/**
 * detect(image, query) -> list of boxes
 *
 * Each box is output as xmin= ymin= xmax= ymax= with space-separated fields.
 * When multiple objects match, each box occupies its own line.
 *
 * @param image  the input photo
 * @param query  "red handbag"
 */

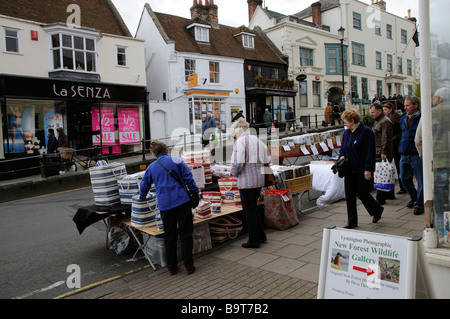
xmin=263 ymin=188 xmax=299 ymax=230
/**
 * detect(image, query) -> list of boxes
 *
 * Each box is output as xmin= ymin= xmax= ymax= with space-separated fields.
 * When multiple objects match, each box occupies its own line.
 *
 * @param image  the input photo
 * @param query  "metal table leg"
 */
xmin=126 ymin=226 xmax=157 ymax=271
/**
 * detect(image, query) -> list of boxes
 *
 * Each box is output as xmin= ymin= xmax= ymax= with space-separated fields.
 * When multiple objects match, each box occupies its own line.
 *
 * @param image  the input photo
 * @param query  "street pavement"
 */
xmin=57 ymin=182 xmax=423 ymax=300
xmin=0 ymin=130 xmax=426 ymax=301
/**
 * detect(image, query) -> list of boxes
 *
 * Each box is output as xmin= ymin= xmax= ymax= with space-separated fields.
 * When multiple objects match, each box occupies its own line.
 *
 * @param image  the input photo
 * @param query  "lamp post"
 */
xmin=338 ymin=26 xmax=345 ymax=109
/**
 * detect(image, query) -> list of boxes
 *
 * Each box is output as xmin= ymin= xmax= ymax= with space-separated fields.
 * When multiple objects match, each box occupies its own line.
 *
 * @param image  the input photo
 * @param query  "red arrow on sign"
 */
xmin=353 ymin=266 xmax=375 ymax=276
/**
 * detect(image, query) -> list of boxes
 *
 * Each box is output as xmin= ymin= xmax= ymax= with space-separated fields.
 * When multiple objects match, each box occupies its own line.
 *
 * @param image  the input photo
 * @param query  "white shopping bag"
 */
xmin=374 ymin=160 xmax=395 ymax=192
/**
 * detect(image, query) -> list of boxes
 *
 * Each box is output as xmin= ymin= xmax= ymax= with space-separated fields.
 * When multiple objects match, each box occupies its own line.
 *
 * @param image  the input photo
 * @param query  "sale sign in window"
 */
xmin=118 ymin=108 xmax=140 ymax=144
xmin=92 ymin=107 xmax=115 ymax=145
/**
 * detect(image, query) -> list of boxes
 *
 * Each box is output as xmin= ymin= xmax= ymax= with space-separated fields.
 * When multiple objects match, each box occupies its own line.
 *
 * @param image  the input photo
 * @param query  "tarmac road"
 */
xmin=0 ymin=187 xmax=150 ymax=299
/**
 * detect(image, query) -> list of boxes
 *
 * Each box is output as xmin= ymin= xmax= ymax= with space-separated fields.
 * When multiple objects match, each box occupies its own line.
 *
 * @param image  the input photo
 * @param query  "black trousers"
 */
xmin=344 ymin=173 xmax=383 ymax=226
xmin=160 ymin=201 xmax=194 ymax=271
xmin=239 ymin=187 xmax=266 ymax=245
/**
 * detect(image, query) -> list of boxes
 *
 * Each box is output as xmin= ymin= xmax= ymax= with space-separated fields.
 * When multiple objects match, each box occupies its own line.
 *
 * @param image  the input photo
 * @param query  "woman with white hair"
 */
xmin=230 ymin=118 xmax=271 ymax=248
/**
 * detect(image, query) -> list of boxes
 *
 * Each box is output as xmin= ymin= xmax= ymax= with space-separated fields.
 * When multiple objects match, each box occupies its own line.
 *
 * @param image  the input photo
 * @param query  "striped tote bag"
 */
xmin=89 ymin=162 xmax=127 ymax=206
xmin=131 ymin=193 xmax=159 ymax=227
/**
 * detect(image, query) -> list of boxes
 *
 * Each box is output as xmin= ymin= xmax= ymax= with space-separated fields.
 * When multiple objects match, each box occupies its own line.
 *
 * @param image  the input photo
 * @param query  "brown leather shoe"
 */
xmin=186 ymin=266 xmax=196 ymax=275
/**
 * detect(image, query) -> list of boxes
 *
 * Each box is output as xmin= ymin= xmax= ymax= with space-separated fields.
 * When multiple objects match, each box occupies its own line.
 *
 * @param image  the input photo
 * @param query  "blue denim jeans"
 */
xmin=399 ymin=154 xmax=424 ymax=208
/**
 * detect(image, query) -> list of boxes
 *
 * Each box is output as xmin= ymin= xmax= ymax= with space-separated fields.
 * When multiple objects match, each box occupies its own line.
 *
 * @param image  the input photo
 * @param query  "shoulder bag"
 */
xmin=332 ymin=131 xmax=359 ymax=178
xmin=156 ymin=159 xmax=199 ymax=209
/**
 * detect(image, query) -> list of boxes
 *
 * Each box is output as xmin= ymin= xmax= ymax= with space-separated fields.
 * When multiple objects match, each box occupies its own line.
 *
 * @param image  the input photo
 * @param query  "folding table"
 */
xmin=122 ymin=204 xmax=243 ymax=268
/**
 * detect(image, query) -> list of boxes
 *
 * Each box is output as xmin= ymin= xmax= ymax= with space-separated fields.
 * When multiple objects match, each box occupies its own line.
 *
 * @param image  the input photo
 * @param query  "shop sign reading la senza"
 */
xmin=52 ymin=84 xmax=111 ymax=99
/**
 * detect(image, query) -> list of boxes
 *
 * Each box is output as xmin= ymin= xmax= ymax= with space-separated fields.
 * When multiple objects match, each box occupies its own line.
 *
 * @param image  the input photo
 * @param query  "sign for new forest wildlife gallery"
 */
xmin=318 ymin=227 xmax=424 ymax=299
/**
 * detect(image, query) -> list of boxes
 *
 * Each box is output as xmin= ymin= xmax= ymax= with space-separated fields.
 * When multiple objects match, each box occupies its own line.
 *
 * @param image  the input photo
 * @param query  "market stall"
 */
xmin=73 ymin=152 xmax=247 ymax=269
xmin=268 ymin=129 xmax=344 ymax=165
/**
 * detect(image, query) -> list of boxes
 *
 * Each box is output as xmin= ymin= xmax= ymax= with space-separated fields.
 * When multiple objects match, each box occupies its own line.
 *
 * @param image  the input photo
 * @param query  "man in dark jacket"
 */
xmin=232 ymin=110 xmax=244 ymax=122
xmin=46 ymin=128 xmax=57 ymax=154
xmin=399 ymin=96 xmax=423 ymax=215
xmin=370 ymin=103 xmax=394 ymax=204
xmin=285 ymin=107 xmax=295 ymax=134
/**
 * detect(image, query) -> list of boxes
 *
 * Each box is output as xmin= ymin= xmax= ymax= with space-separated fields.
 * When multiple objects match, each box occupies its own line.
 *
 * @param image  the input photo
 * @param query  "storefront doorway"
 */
xmin=67 ymin=101 xmax=96 ymax=151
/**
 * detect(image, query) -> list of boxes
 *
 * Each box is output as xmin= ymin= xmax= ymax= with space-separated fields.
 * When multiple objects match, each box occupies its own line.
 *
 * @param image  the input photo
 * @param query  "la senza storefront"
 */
xmin=0 ymin=75 xmax=148 ymax=176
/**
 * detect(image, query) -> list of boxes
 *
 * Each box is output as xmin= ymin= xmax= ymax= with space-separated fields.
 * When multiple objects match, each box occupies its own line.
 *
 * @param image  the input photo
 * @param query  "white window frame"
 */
xmin=184 ymin=58 xmax=196 ymax=82
xmin=116 ymin=46 xmax=127 ymax=67
xmin=187 ymin=23 xmax=211 ymax=43
xmin=44 ymin=24 xmax=99 ymax=73
xmin=195 ymin=26 xmax=210 ymax=43
xmin=242 ymin=34 xmax=255 ymax=49
xmin=4 ymin=27 xmax=21 ymax=54
xmin=209 ymin=61 xmax=220 ymax=83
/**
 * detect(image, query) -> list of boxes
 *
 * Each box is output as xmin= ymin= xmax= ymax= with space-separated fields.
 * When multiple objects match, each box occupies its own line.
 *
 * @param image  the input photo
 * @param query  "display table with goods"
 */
xmin=122 ymin=203 xmax=244 ymax=268
xmin=73 ymin=158 xmax=246 ymax=269
xmin=267 ymin=129 xmax=343 ymax=165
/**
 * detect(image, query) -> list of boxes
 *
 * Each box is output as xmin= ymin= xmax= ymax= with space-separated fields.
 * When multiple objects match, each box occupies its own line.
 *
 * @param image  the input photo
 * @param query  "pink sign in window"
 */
xmin=92 ymin=107 xmax=115 ymax=145
xmin=118 ymin=108 xmax=140 ymax=144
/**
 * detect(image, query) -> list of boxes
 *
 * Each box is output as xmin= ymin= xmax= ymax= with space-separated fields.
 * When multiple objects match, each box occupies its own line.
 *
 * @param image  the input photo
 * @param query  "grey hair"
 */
xmin=434 ymin=87 xmax=450 ymax=103
xmin=230 ymin=117 xmax=249 ymax=137
xmin=405 ymin=96 xmax=421 ymax=107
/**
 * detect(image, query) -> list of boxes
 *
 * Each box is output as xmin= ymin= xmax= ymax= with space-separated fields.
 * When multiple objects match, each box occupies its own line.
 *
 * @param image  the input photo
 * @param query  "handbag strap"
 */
xmin=156 ymin=159 xmax=188 ymax=192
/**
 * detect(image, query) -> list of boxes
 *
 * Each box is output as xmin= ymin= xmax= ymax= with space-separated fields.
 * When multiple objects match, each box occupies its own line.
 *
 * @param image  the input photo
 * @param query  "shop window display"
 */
xmin=4 ymin=99 xmax=143 ymax=156
xmin=189 ymin=97 xmax=226 ymax=135
xmin=5 ymin=99 xmax=67 ymax=154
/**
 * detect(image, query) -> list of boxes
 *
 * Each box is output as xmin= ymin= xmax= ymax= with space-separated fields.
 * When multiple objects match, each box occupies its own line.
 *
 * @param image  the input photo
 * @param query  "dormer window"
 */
xmin=234 ymin=31 xmax=255 ymax=49
xmin=243 ymin=34 xmax=254 ymax=49
xmin=187 ymin=23 xmax=211 ymax=43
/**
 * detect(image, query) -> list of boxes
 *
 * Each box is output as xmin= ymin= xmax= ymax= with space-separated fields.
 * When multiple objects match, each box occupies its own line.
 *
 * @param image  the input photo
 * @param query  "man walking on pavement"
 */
xmin=264 ymin=108 xmax=274 ymax=134
xmin=285 ymin=107 xmax=295 ymax=134
xmin=370 ymin=103 xmax=394 ymax=205
xmin=399 ymin=96 xmax=424 ymax=215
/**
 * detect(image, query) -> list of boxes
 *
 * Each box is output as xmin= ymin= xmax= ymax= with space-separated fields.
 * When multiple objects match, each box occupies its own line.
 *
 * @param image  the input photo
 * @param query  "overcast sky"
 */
xmin=111 ymin=0 xmax=419 ymax=36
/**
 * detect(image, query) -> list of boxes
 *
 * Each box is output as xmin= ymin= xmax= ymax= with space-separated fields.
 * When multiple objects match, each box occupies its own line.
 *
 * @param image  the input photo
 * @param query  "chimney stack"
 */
xmin=190 ymin=0 xmax=219 ymax=28
xmin=311 ymin=2 xmax=322 ymax=26
xmin=371 ymin=0 xmax=386 ymax=11
xmin=247 ymin=0 xmax=263 ymax=22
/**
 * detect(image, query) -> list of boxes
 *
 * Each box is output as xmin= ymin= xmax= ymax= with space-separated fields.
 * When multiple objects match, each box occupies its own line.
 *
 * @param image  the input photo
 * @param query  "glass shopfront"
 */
xmin=1 ymin=75 xmax=147 ymax=164
xmin=247 ymin=88 xmax=296 ymax=126
xmin=188 ymin=96 xmax=228 ymax=134
xmin=5 ymin=99 xmax=67 ymax=154
xmin=4 ymin=99 xmax=144 ymax=156
xmin=430 ymin=1 xmax=450 ymax=248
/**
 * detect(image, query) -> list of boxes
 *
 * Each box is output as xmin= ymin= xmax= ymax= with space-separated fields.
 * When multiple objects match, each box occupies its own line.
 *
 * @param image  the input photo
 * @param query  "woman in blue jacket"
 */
xmin=140 ymin=140 xmax=200 ymax=275
xmin=339 ymin=109 xmax=384 ymax=228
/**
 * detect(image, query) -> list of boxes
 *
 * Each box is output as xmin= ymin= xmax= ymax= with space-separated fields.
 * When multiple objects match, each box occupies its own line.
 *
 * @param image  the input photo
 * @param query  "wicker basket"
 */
xmin=269 ymin=145 xmax=300 ymax=157
xmin=284 ymin=174 xmax=313 ymax=194
xmin=58 ymin=147 xmax=75 ymax=160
